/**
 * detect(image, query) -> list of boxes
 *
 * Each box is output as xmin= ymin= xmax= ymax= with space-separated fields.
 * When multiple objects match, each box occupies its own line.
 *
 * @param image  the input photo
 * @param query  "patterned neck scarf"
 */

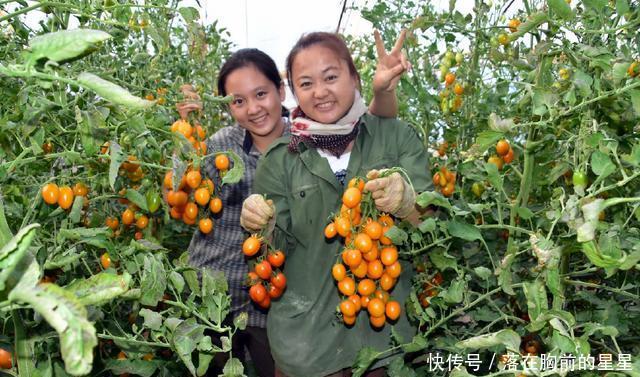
xmin=288 ymin=90 xmax=367 ymax=157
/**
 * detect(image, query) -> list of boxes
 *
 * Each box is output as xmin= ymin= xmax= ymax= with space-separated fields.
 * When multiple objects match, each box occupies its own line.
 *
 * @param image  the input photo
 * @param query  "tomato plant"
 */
xmin=348 ymin=0 xmax=640 ymax=375
xmin=0 ymin=2 xmax=248 ymax=376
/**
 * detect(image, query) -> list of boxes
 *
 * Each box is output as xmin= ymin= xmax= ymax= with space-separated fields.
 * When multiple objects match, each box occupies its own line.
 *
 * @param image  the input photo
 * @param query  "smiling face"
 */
xmin=290 ymin=45 xmax=358 ymax=124
xmin=225 ymin=65 xmax=286 ymax=140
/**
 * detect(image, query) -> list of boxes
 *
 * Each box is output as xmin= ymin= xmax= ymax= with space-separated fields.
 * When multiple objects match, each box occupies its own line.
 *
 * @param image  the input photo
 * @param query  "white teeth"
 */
xmin=317 ymin=102 xmax=333 ymax=110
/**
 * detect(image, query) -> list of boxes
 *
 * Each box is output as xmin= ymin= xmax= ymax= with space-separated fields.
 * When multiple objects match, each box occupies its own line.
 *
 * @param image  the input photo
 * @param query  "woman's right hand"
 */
xmin=240 ymin=194 xmax=275 ymax=233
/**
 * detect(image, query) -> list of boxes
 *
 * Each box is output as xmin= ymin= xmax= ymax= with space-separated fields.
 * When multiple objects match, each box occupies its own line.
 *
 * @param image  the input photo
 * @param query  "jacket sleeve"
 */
xmin=396 ymin=121 xmax=434 ymax=194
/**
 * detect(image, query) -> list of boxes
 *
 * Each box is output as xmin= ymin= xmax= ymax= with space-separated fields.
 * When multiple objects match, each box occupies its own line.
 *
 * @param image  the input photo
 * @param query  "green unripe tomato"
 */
xmin=146 ymin=190 xmax=162 ymax=213
xmin=445 ymin=50 xmax=455 ymax=61
xmin=472 ymin=182 xmax=485 ymax=198
xmin=572 ymin=171 xmax=588 ymax=187
xmin=455 ymin=52 xmax=464 ymax=65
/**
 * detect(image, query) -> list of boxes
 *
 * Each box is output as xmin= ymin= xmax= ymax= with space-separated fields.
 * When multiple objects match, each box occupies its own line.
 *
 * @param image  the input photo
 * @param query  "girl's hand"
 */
xmin=371 ymin=29 xmax=410 ymax=93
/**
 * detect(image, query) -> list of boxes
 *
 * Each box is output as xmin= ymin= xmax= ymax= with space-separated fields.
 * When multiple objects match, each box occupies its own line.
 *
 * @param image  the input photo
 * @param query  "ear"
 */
xmin=279 ymin=82 xmax=286 ymax=102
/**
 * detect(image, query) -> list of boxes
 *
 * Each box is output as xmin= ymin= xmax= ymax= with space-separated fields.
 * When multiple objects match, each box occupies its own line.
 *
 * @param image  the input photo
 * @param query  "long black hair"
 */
xmin=217 ymin=48 xmax=289 ymax=117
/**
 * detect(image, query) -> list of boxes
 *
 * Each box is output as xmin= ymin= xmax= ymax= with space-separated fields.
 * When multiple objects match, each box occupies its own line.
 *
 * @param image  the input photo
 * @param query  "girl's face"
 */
xmin=290 ymin=45 xmax=357 ymax=124
xmin=225 ymin=65 xmax=285 ymax=138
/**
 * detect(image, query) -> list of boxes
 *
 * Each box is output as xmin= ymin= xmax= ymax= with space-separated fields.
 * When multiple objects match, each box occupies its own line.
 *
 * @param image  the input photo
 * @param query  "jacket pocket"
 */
xmin=288 ymin=183 xmax=321 ymax=246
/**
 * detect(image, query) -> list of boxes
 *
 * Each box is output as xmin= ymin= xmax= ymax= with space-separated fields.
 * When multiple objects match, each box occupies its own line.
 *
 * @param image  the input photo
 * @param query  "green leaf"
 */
xmin=547 ymin=0 xmax=575 ymax=19
xmin=573 ymin=70 xmax=594 ymax=97
xmin=103 ymin=359 xmax=160 ymax=377
xmin=474 ymin=266 xmax=492 ymax=280
xmin=590 ymin=150 xmax=616 ymax=178
xmin=475 ymin=130 xmax=504 ymax=151
xmin=622 ymin=144 xmax=640 ymax=167
xmin=526 ymin=309 xmax=576 ymax=332
xmin=418 ymin=218 xmax=436 ymax=233
xmin=456 ymin=329 xmax=520 ymax=352
xmin=233 ymin=312 xmax=248 ymax=331
xmin=523 ymin=279 xmax=549 ymax=322
xmin=139 ymin=254 xmax=167 ymax=307
xmin=9 ymin=282 xmax=97 ymax=376
xmin=351 ymin=347 xmax=379 ymax=377
xmin=387 ymin=356 xmax=417 ymax=377
xmin=581 ymin=322 xmax=619 ymax=338
xmin=583 ymin=0 xmax=608 ymax=12
xmin=484 ymin=162 xmax=503 ymax=191
xmin=447 ymin=220 xmax=483 ymax=242
xmin=124 ymin=188 xmax=148 ymax=212
xmin=169 ymin=271 xmax=185 ymax=295
xmin=630 ymin=90 xmax=640 ymax=116
xmin=221 ymin=357 xmax=244 ymax=377
xmin=442 ymin=278 xmax=465 ymax=304
xmin=68 ymin=196 xmax=84 ymax=224
xmin=516 ymin=206 xmax=534 ymax=220
xmin=221 ymin=151 xmax=244 ymax=186
xmin=402 ymin=334 xmax=428 ymax=352
xmin=429 ymin=249 xmax=459 ymax=272
xmin=178 ymin=7 xmax=200 ymax=23
xmin=0 ymin=223 xmax=39 ymax=292
xmin=28 ymin=29 xmax=111 ymax=64
xmin=385 ymin=226 xmax=408 ymax=244
xmin=415 ymin=191 xmax=451 ymax=210
xmin=616 ymin=0 xmax=630 ymax=14
xmin=138 ymin=308 xmax=163 ymax=331
xmin=197 ymin=352 xmax=215 ymax=377
xmin=108 ymin=141 xmax=124 ymax=190
xmin=613 ymin=63 xmax=630 ymax=82
xmin=57 ymin=227 xmax=112 ymax=250
xmin=76 ymin=108 xmax=103 ymax=156
xmin=77 ymin=73 xmax=155 ymax=109
xmin=13 ymin=310 xmax=36 ymax=376
xmin=172 ymin=318 xmax=205 ymax=376
xmin=171 ymin=155 xmax=188 ymax=192
xmin=551 ymin=329 xmax=576 ymax=353
xmin=65 ymin=272 xmax=131 ymax=306
xmin=0 ymin=195 xmax=13 ymax=246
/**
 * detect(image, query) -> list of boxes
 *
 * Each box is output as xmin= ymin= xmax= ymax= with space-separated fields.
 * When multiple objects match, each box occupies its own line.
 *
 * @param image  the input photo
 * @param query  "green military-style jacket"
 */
xmin=253 ymin=113 xmax=432 ymax=377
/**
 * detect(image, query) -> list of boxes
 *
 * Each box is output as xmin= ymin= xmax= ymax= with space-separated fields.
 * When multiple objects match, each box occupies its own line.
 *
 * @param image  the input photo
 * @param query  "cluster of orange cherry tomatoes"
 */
xmin=324 ymin=178 xmax=403 ymax=328
xmin=170 ymin=118 xmax=208 ymax=156
xmin=163 ymin=119 xmax=230 ymax=234
xmin=488 ymin=139 xmax=515 ymax=171
xmin=41 ymin=181 xmax=89 ymax=210
xmin=163 ymin=162 xmax=224 ymax=234
xmin=243 ymin=235 xmax=287 ymax=309
xmin=432 ymin=166 xmax=457 ymax=197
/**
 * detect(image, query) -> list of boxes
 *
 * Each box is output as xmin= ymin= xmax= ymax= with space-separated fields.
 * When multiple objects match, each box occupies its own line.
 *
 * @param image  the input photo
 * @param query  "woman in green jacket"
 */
xmin=240 ymin=32 xmax=432 ymax=377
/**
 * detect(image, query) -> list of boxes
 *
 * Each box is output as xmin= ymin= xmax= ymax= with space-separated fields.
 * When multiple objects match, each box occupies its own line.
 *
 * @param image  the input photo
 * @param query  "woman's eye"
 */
xmin=299 ymin=81 xmax=311 ymax=88
xmin=232 ymin=98 xmax=244 ymax=106
xmin=257 ymin=91 xmax=267 ymax=98
xmin=326 ymin=74 xmax=337 ymax=81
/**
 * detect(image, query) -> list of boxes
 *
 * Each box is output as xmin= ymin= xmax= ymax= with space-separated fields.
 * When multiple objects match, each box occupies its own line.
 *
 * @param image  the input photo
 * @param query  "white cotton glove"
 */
xmin=240 ymin=194 xmax=276 ymax=234
xmin=364 ymin=170 xmax=416 ymax=219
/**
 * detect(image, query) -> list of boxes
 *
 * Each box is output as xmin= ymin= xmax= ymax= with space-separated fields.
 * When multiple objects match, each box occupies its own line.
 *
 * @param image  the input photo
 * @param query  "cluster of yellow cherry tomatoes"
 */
xmin=41 ymin=181 xmax=89 ymax=210
xmin=163 ymin=163 xmax=224 ymax=234
xmin=488 ymin=139 xmax=515 ymax=171
xmin=243 ymin=235 xmax=287 ymax=309
xmin=164 ymin=118 xmax=230 ymax=234
xmin=144 ymin=87 xmax=168 ymax=105
xmin=432 ymin=166 xmax=457 ymax=197
xmin=438 ymin=50 xmax=465 ymax=114
xmin=170 ymin=118 xmax=208 ymax=156
xmin=324 ymin=178 xmax=403 ymax=328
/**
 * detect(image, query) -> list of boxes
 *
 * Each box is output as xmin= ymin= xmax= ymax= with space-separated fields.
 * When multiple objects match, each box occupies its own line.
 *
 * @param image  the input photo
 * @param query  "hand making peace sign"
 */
xmin=372 ymin=29 xmax=411 ymax=93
